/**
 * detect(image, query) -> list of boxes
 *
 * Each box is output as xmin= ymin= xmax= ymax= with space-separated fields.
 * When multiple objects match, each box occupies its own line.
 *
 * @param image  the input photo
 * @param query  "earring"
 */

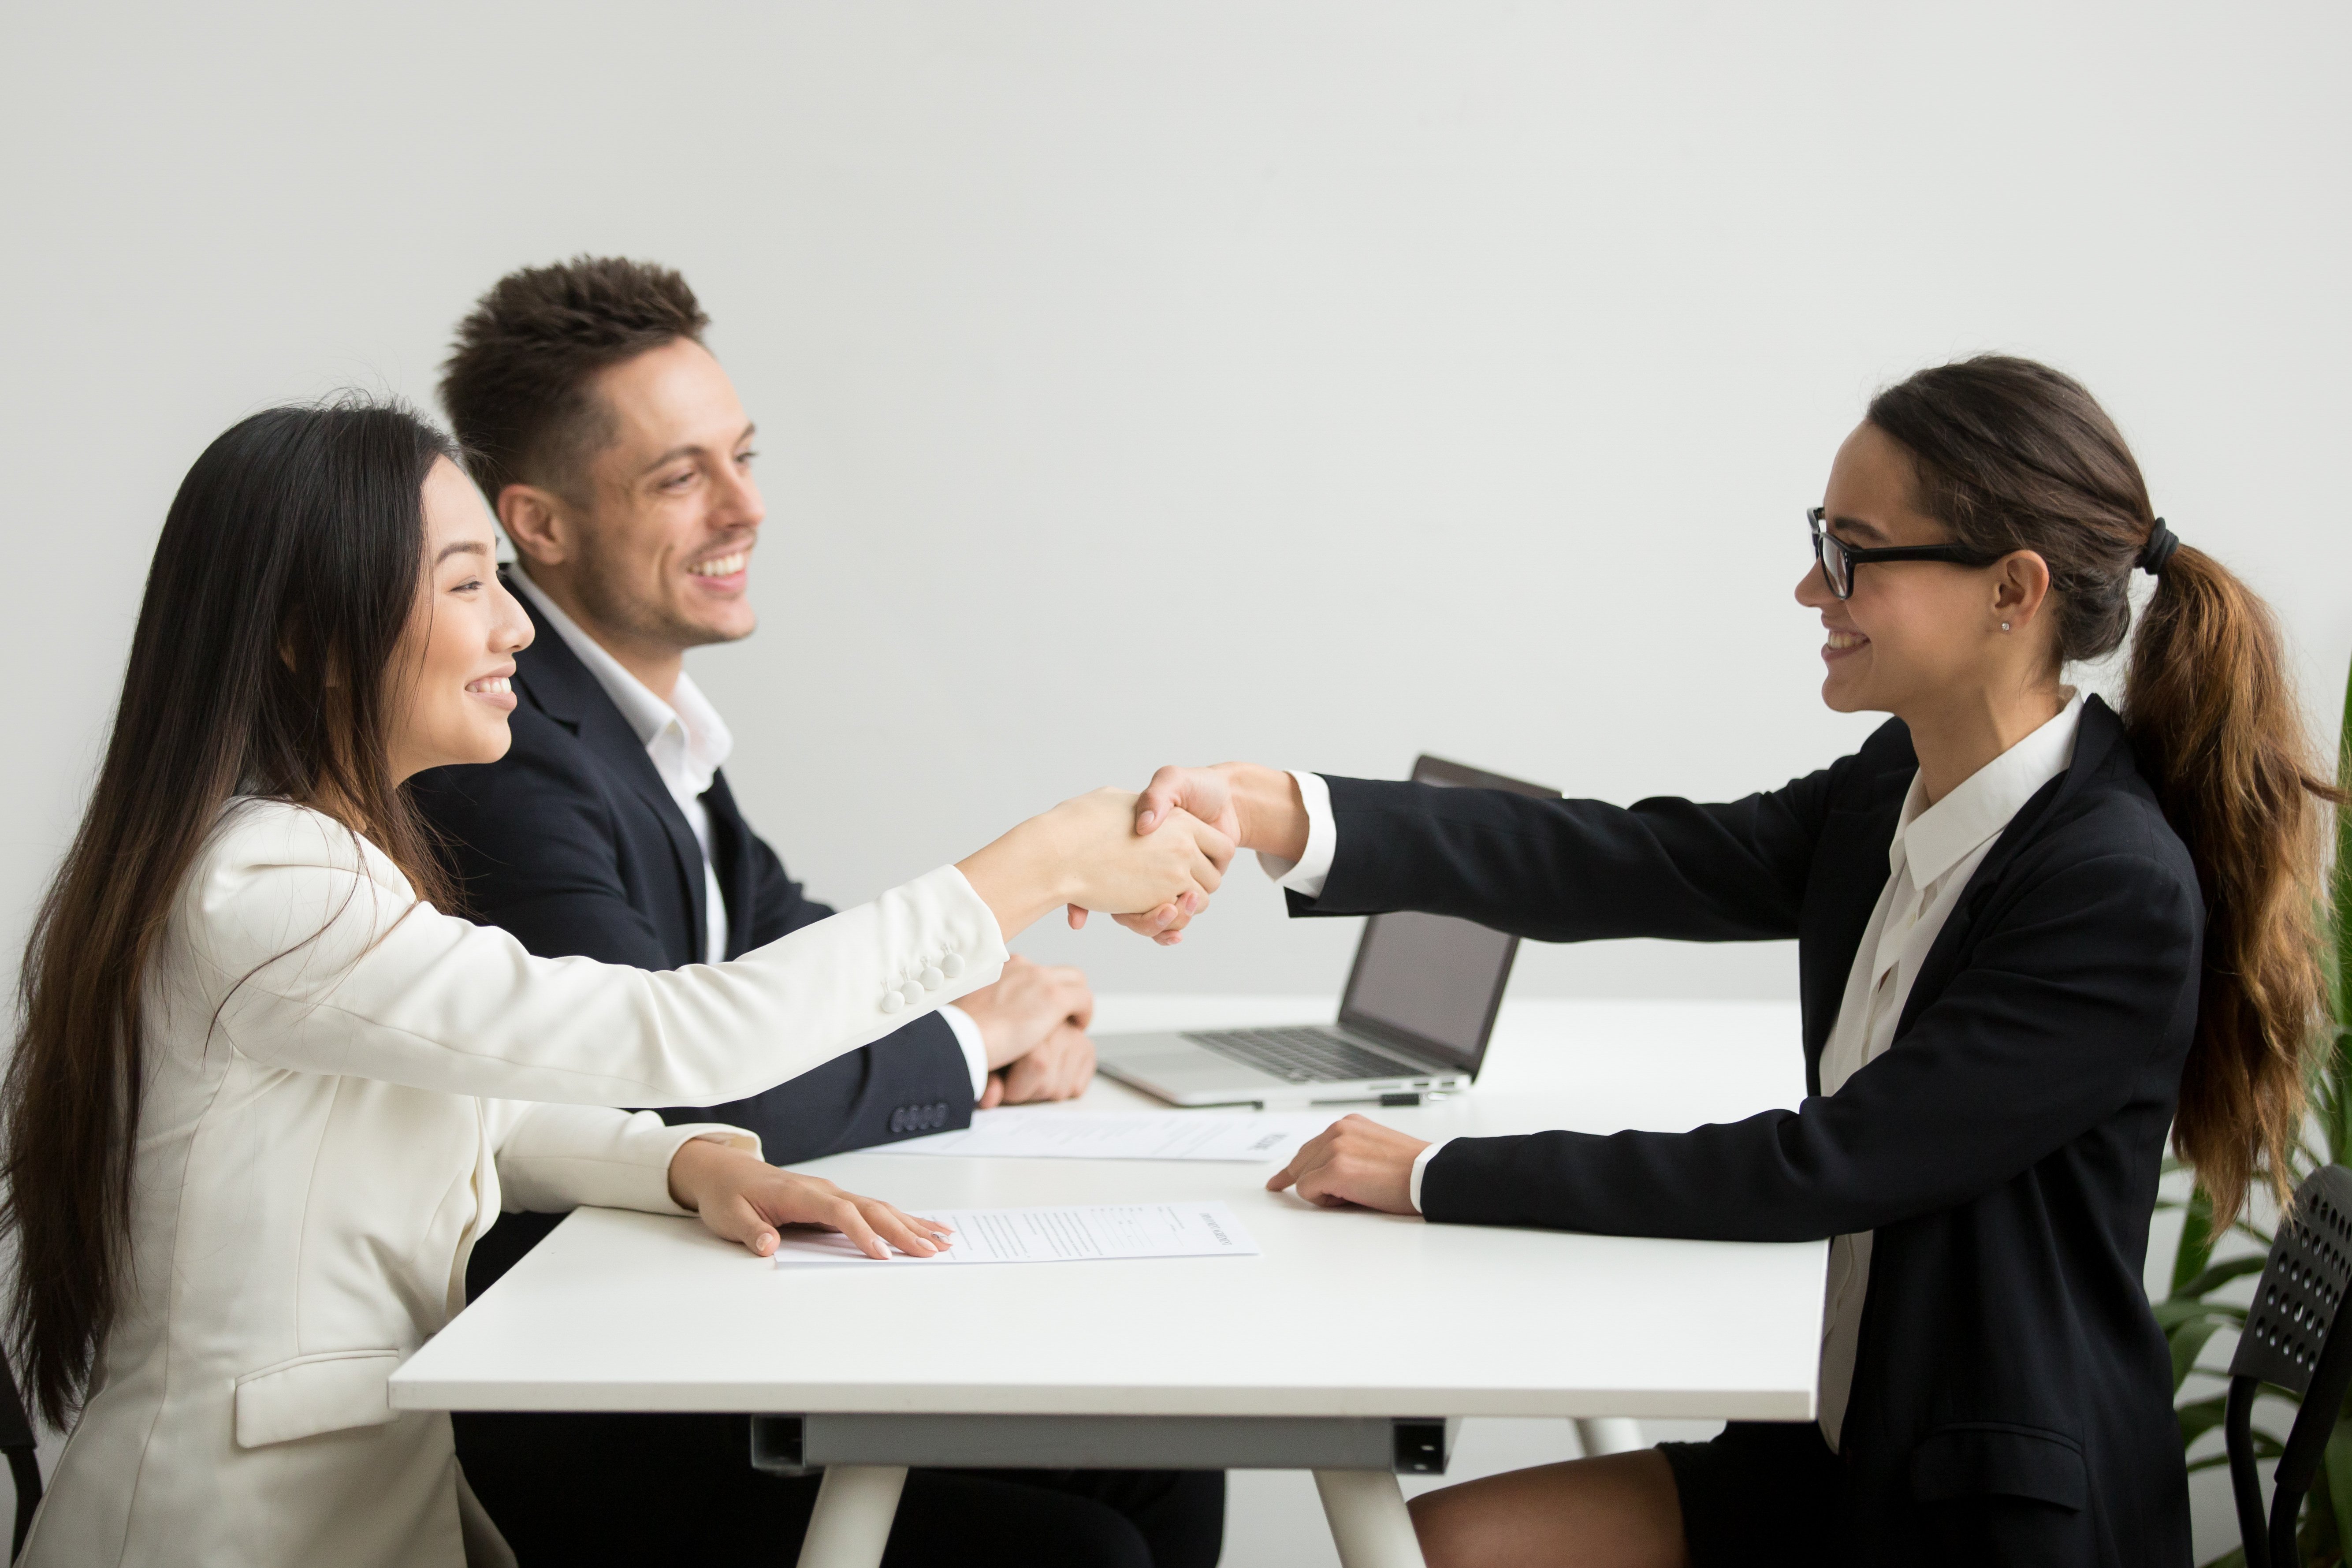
xmin=2000 ymin=622 xmax=2011 ymax=632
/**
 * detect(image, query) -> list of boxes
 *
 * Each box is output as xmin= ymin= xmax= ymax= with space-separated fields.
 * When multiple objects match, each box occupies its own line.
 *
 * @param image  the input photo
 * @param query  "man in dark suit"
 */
xmin=412 ymin=257 xmax=1222 ymax=1567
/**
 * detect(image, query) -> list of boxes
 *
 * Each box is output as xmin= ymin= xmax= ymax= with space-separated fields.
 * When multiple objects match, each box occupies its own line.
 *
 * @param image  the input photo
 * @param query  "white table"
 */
xmin=391 ymin=996 xmax=1825 ymax=1568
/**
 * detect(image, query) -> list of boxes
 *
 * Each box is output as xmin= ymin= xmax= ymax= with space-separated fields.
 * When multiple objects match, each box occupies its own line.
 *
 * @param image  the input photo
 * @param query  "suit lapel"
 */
xmin=507 ymin=576 xmax=710 ymax=953
xmin=1891 ymin=696 xmax=2125 ymax=1039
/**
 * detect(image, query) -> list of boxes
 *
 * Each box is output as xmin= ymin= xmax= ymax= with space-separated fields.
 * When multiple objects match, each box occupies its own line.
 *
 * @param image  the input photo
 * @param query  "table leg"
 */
xmin=794 ymin=1464 xmax=907 ymax=1568
xmin=1313 ymin=1468 xmax=1427 ymax=1568
xmin=1575 ymin=1416 xmax=1644 ymax=1456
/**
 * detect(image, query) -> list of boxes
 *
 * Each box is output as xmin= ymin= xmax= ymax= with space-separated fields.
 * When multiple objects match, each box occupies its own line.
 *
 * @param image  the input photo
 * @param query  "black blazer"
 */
xmin=409 ymin=582 xmax=974 ymax=1196
xmin=1295 ymin=697 xmax=2197 ymax=1567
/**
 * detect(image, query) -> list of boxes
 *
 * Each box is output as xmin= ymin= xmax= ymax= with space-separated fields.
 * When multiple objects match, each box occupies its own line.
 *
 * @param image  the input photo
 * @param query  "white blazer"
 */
xmin=22 ymin=799 xmax=1007 ymax=1568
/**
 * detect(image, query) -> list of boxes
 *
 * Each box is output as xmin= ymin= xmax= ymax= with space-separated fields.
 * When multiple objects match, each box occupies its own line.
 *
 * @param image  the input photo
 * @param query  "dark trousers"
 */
xmin=455 ymin=1410 xmax=1224 ymax=1567
xmin=457 ymin=1215 xmax=1223 ymax=1567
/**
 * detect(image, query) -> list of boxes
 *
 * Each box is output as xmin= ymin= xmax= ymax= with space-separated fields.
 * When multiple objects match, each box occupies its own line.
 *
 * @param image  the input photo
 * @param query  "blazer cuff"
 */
xmin=497 ymin=1102 xmax=760 ymax=1217
xmin=1408 ymin=1137 xmax=1455 ymax=1216
xmin=1256 ymin=771 xmax=1337 ymax=897
xmin=1412 ymin=1132 xmax=1528 ymax=1225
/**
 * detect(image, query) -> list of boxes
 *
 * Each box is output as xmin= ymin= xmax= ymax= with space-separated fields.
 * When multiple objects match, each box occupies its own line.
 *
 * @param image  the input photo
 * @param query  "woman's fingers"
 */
xmin=1133 ymin=765 xmax=1194 ymax=834
xmin=713 ymin=1169 xmax=956 ymax=1262
xmin=1169 ymin=811 xmax=1236 ymax=879
xmin=852 ymin=1197 xmax=945 ymax=1259
xmin=1261 ymin=1115 xmax=1426 ymax=1214
xmin=1113 ymin=902 xmax=1186 ymax=939
xmin=1267 ymin=1124 xmax=1340 ymax=1192
xmin=707 ymin=1193 xmax=781 ymax=1256
xmin=820 ymin=1194 xmax=892 ymax=1259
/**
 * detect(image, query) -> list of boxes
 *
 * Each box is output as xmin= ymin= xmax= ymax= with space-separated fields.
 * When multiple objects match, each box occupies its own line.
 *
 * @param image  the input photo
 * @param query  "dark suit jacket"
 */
xmin=410 ymin=581 xmax=973 ymax=1285
xmin=1293 ymin=697 xmax=2196 ymax=1567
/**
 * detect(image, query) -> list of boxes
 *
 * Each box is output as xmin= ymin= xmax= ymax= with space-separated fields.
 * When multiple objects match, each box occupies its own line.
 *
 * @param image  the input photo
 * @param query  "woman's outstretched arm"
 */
xmin=1118 ymin=758 xmax=1848 ymax=944
xmin=191 ymin=790 xmax=1228 ymax=1110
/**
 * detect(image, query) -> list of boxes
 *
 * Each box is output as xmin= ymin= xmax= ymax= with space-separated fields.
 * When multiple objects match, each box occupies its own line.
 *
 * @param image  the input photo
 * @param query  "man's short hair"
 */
xmin=440 ymin=256 xmax=710 ymax=506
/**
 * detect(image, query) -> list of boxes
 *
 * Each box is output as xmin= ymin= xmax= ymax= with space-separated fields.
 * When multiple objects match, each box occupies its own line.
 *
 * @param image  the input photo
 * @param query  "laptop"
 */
xmin=1095 ymin=754 xmax=1556 ymax=1108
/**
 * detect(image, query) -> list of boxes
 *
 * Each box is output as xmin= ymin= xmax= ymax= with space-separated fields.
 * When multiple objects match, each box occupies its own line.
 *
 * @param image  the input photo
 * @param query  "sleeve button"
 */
xmin=941 ymin=953 xmax=965 ymax=978
xmin=921 ymin=965 xmax=945 ymax=990
xmin=880 ymin=991 xmax=903 ymax=1014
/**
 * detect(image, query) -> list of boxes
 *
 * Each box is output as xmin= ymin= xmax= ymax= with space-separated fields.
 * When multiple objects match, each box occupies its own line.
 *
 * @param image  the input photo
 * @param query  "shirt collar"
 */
xmin=1893 ymin=690 xmax=2083 ymax=892
xmin=510 ymin=569 xmax=733 ymax=784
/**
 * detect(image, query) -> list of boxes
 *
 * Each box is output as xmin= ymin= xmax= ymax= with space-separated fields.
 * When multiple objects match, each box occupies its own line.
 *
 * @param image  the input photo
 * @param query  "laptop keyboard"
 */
xmin=1182 ymin=1026 xmax=1420 ymax=1085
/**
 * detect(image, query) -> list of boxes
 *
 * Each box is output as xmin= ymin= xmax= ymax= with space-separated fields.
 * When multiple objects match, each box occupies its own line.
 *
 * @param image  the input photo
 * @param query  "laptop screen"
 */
xmin=1335 ymin=756 xmax=1556 ymax=1072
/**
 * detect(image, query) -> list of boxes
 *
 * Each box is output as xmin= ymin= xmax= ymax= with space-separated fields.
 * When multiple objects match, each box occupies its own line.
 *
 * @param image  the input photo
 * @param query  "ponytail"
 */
xmin=2123 ymin=546 xmax=2333 ymax=1229
xmin=1869 ymin=357 xmax=2333 ymax=1230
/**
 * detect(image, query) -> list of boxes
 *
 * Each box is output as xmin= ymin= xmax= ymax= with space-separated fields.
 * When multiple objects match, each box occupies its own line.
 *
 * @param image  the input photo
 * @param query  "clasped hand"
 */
xmin=1066 ymin=764 xmax=1299 ymax=944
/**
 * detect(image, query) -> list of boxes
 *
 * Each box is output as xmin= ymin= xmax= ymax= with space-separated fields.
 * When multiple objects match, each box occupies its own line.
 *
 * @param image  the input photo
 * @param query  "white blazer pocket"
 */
xmin=233 ymin=1349 xmax=403 ymax=1448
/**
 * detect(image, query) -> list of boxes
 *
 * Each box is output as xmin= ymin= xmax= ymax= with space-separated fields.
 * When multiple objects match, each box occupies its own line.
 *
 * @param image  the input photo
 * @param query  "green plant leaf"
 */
xmin=2322 ymin=1419 xmax=2352 ymax=1568
xmin=2181 ymin=1393 xmax=2233 ymax=1449
xmin=2174 ymin=1185 xmax=2218 ymax=1296
xmin=2156 ymin=1300 xmax=2248 ymax=1331
xmin=2170 ymin=1318 xmax=2225 ymax=1393
xmin=2334 ymin=649 xmax=2352 ymax=1036
xmin=2173 ymin=1255 xmax=2274 ymax=1301
xmin=2188 ymin=1429 xmax=2285 ymax=1473
xmin=2179 ymin=1392 xmax=2286 ymax=1456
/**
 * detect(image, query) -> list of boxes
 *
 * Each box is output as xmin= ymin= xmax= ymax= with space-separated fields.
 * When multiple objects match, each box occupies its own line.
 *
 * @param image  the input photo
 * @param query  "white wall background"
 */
xmin=5 ymin=3 xmax=2347 ymax=1006
xmin=2 ymin=5 xmax=2346 ymax=1561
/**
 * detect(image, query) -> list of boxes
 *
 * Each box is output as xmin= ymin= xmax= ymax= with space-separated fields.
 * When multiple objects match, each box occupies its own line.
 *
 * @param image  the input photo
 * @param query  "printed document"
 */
xmin=771 ymin=1202 xmax=1259 ymax=1266
xmin=877 ymin=1108 xmax=1336 ymax=1163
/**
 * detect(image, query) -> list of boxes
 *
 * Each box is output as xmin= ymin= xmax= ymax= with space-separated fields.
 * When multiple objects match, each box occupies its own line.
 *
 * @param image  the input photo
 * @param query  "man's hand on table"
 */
xmin=1266 ymin=1114 xmax=1431 ymax=1215
xmin=984 ymin=1020 xmax=1096 ymax=1108
xmin=956 ymin=954 xmax=1098 ymax=1107
xmin=666 ymin=1137 xmax=953 ymax=1259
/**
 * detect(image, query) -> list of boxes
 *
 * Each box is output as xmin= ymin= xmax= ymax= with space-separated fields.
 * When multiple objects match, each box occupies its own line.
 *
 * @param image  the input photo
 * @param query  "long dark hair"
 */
xmin=1868 ymin=355 xmax=2333 ymax=1229
xmin=1 ymin=399 xmax=459 ymax=1426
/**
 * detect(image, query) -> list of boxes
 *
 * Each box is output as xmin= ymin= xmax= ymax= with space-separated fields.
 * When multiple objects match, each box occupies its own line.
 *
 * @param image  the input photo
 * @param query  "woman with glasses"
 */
xmin=0 ymin=400 xmax=1229 ymax=1568
xmin=1120 ymin=356 xmax=2329 ymax=1566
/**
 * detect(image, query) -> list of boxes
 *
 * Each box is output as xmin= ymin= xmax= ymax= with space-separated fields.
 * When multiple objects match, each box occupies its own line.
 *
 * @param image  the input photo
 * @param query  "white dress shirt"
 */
xmin=1810 ymin=692 xmax=2080 ymax=1448
xmin=512 ymin=572 xmax=992 ymax=1095
xmin=1264 ymin=695 xmax=2084 ymax=1448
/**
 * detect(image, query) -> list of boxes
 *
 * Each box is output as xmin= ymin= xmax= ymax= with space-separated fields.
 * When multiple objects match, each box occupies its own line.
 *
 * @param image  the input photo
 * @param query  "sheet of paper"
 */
xmin=771 ymin=1202 xmax=1260 ymax=1267
xmin=875 ymin=1108 xmax=1338 ymax=1163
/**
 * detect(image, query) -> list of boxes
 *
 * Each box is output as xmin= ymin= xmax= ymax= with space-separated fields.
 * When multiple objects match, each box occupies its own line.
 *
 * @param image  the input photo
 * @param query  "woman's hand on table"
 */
xmin=1265 ymin=1114 xmax=1430 ymax=1215
xmin=666 ymin=1138 xmax=953 ymax=1260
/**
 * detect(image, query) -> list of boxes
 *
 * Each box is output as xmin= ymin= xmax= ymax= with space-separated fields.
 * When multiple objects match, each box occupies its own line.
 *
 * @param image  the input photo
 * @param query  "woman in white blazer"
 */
xmin=0 ymin=401 xmax=1229 ymax=1568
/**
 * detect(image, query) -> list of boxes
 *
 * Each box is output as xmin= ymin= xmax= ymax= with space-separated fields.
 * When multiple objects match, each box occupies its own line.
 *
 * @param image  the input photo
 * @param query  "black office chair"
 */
xmin=0 ymin=1356 xmax=38 ymax=1561
xmin=2226 ymin=1163 xmax=2352 ymax=1568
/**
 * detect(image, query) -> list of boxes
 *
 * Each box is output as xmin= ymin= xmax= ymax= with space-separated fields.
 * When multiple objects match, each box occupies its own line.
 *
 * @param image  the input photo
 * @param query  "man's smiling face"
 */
xmin=558 ymin=336 xmax=764 ymax=656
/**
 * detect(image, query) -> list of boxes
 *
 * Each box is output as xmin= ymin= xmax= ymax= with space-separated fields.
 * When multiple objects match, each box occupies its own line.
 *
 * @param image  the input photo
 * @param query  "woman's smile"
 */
xmin=1823 ymin=628 xmax=1870 ymax=661
xmin=465 ymin=669 xmax=517 ymax=710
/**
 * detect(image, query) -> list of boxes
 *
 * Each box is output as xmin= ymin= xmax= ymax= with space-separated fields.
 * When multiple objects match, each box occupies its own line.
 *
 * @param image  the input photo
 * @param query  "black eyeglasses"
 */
xmin=1807 ymin=507 xmax=2003 ymax=600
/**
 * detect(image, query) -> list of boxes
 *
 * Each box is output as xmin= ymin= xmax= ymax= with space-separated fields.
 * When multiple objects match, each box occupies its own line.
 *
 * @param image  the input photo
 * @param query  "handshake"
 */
xmin=953 ymin=762 xmax=1306 ymax=953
